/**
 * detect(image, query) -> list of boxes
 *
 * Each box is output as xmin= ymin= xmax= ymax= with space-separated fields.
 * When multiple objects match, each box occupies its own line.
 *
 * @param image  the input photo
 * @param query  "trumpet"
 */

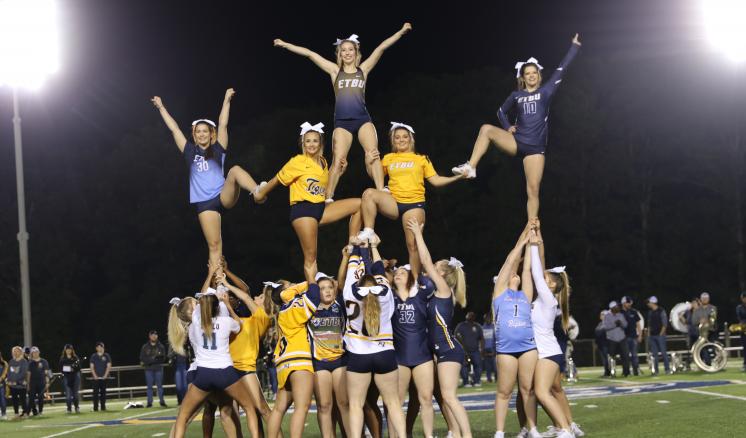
xmin=728 ymin=323 xmax=746 ymax=333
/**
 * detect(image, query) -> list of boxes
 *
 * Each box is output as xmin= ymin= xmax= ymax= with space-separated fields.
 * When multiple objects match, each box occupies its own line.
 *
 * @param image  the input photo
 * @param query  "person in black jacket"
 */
xmin=140 ymin=330 xmax=167 ymax=407
xmin=59 ymin=344 xmax=81 ymax=413
xmin=27 ymin=347 xmax=50 ymax=416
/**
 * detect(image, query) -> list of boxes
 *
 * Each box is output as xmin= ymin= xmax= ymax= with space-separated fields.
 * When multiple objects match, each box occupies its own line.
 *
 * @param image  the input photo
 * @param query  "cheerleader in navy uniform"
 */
xmin=274 ymin=24 xmax=412 ymax=201
xmin=491 ymin=223 xmax=538 ymax=438
xmin=453 ymin=34 xmax=581 ymax=220
xmin=407 ymin=218 xmax=472 ymax=438
xmin=151 ymin=89 xmax=263 ymax=272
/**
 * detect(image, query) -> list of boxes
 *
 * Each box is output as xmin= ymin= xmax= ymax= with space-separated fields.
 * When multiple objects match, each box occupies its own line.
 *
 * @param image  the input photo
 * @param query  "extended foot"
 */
xmin=571 ymin=422 xmax=585 ymax=437
xmin=253 ymin=181 xmax=268 ymax=204
xmin=451 ymin=162 xmax=476 ymax=178
xmin=357 ymin=227 xmax=375 ymax=242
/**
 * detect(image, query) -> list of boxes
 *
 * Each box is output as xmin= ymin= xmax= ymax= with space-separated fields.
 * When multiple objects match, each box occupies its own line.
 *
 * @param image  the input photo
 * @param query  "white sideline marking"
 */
xmin=583 ymin=404 xmax=598 ymax=408
xmin=152 ymin=434 xmax=167 ymax=437
xmin=656 ymin=400 xmax=670 ymax=404
xmin=40 ymin=424 xmax=99 ymax=438
xmin=681 ymin=389 xmax=746 ymax=401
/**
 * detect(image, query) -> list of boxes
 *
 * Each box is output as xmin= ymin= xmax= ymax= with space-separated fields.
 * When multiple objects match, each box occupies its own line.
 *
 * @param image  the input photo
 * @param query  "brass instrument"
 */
xmin=692 ymin=306 xmax=727 ymax=372
xmin=728 ymin=323 xmax=746 ymax=333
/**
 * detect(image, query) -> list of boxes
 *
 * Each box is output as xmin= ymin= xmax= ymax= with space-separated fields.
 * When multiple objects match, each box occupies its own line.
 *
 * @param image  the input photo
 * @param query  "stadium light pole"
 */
xmin=0 ymin=0 xmax=60 ymax=346
xmin=700 ymin=0 xmax=746 ymax=63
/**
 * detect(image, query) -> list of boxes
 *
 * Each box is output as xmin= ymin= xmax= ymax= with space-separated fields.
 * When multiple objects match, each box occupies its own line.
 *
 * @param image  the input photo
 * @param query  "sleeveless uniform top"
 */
xmin=334 ymin=67 xmax=370 ymax=121
xmin=426 ymin=277 xmax=461 ymax=354
xmin=308 ymin=294 xmax=346 ymax=362
xmin=497 ymin=43 xmax=580 ymax=147
xmin=189 ymin=302 xmax=241 ymax=369
xmin=529 ymin=246 xmax=562 ymax=358
xmin=392 ymin=275 xmax=434 ymax=366
xmin=342 ymin=247 xmax=395 ymax=354
xmin=184 ymin=141 xmax=226 ymax=203
xmin=493 ymin=289 xmax=536 ymax=353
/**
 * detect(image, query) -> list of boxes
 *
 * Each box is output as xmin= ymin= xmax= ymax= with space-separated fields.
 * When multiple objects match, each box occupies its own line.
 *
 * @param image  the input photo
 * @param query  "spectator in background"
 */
xmin=168 ymin=340 xmax=192 ymax=405
xmin=737 ymin=291 xmax=746 ymax=372
xmin=27 ymin=347 xmax=50 ymax=416
xmin=681 ymin=297 xmax=701 ymax=347
xmin=59 ymin=344 xmax=81 ymax=414
xmin=621 ymin=296 xmax=642 ymax=376
xmin=692 ymin=292 xmax=718 ymax=342
xmin=140 ymin=330 xmax=167 ymax=408
xmin=482 ymin=312 xmax=496 ymax=383
xmin=265 ymin=325 xmax=278 ymax=398
xmin=594 ymin=311 xmax=610 ymax=377
xmin=90 ymin=342 xmax=112 ymax=411
xmin=454 ymin=311 xmax=484 ymax=387
xmin=646 ymin=296 xmax=670 ymax=375
xmin=603 ymin=301 xmax=630 ymax=377
xmin=7 ymin=346 xmax=29 ymax=417
xmin=0 ymin=352 xmax=8 ymax=420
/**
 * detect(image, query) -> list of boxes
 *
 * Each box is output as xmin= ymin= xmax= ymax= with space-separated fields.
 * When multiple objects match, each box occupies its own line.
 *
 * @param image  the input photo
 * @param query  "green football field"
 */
xmin=1 ymin=362 xmax=744 ymax=437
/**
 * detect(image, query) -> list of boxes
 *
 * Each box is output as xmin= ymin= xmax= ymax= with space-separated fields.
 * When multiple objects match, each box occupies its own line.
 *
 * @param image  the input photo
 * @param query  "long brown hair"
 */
xmin=359 ymin=275 xmax=381 ymax=337
xmin=199 ymin=294 xmax=220 ymax=338
xmin=168 ymin=297 xmax=196 ymax=356
xmin=516 ymin=63 xmax=543 ymax=90
xmin=547 ymin=271 xmax=571 ymax=332
xmin=192 ymin=122 xmax=218 ymax=160
xmin=59 ymin=345 xmax=79 ymax=361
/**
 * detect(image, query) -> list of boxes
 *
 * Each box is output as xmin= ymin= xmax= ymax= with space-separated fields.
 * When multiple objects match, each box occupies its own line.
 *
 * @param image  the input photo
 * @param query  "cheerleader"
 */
xmin=151 ymin=89 xmax=262 ymax=272
xmin=491 ymin=223 xmax=537 ymax=438
xmin=357 ymin=122 xmax=464 ymax=276
xmin=406 ymin=218 xmax=472 ymax=438
xmin=266 ymin=280 xmax=322 ymax=438
xmin=342 ymin=243 xmax=406 ymax=438
xmin=254 ymin=123 xmax=361 ymax=283
xmin=452 ymin=35 xmax=581 ymax=219
xmin=274 ymin=24 xmax=412 ymax=200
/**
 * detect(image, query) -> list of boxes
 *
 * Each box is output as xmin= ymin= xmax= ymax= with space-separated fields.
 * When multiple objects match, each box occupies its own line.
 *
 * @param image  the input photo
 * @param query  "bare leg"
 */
xmin=243 ymin=374 xmax=280 ymax=437
xmin=291 ymin=217 xmax=319 ymax=284
xmin=363 ymin=386 xmax=382 ymax=438
xmin=267 ymin=387 xmax=291 ymax=438
xmin=534 ymin=359 xmax=570 ymax=430
xmin=522 ymin=154 xmax=545 ymax=220
xmin=433 ymin=368 xmax=459 ymax=438
xmin=405 ymin=382 xmax=419 ymax=438
xmin=346 ymin=371 xmax=373 ymax=438
xmin=174 ymin=386 xmax=211 ymax=438
xmin=437 ymin=361 xmax=472 ymax=438
xmin=411 ymin=361 xmax=435 ymax=438
xmin=401 ymin=208 xmax=426 ymax=278
xmin=221 ymin=165 xmax=260 ymax=209
xmin=467 ymin=124 xmax=518 ymax=168
xmin=360 ymin=189 xmax=399 ymax=230
xmin=357 ymin=122 xmax=384 ymax=190
xmin=198 ymin=210 xmax=222 ymax=271
xmin=495 ymin=355 xmax=518 ymax=433
xmin=328 ymin=128 xmax=354 ymax=199
xmin=517 ymin=351 xmax=539 ymax=431
xmin=315 ymin=370 xmax=335 ymax=438
xmin=396 ymin=366 xmax=412 ymax=438
xmin=332 ymin=366 xmax=352 ymax=436
xmin=224 ymin=380 xmax=260 ymax=438
xmin=287 ymin=371 xmax=314 ymax=438
xmin=320 ymin=198 xmax=363 ymax=237
xmin=373 ymin=370 xmax=406 ymax=438
xmin=551 ymin=372 xmax=573 ymax=424
xmin=202 ymin=401 xmax=217 ymax=438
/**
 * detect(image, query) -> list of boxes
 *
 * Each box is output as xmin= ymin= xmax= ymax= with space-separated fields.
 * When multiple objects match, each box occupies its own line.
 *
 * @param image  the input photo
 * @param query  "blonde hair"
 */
xmin=516 ymin=63 xmax=543 ymax=90
xmin=389 ymin=128 xmax=416 ymax=152
xmin=335 ymin=41 xmax=362 ymax=68
xmin=436 ymin=260 xmax=467 ymax=308
xmin=359 ymin=275 xmax=381 ymax=337
xmin=547 ymin=271 xmax=571 ymax=332
xmin=191 ymin=122 xmax=217 ymax=144
xmin=262 ymin=283 xmax=282 ymax=319
xmin=167 ymin=297 xmax=196 ymax=356
xmin=200 ymin=294 xmax=219 ymax=338
xmin=298 ymin=131 xmax=327 ymax=164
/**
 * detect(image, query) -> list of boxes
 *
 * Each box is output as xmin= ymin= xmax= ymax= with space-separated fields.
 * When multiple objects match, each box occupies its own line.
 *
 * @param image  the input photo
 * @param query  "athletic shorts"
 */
xmin=289 ymin=201 xmax=325 ymax=222
xmin=186 ymin=370 xmax=197 ymax=385
xmin=497 ymin=348 xmax=537 ymax=359
xmin=194 ymin=195 xmax=224 ymax=214
xmin=313 ymin=355 xmax=347 ymax=373
xmin=191 ymin=366 xmax=242 ymax=392
xmin=517 ymin=142 xmax=546 ymax=158
xmin=543 ymin=354 xmax=566 ymax=370
xmin=334 ymin=117 xmax=372 ymax=135
xmin=276 ymin=361 xmax=314 ymax=390
xmin=397 ymin=202 xmax=426 ymax=216
xmin=435 ymin=345 xmax=465 ymax=365
xmin=346 ymin=350 xmax=397 ymax=374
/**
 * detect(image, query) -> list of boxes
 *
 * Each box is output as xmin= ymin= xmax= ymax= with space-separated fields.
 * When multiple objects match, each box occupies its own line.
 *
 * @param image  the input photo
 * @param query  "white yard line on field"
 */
xmin=40 ymin=424 xmax=100 ymax=438
xmin=681 ymin=388 xmax=746 ymax=401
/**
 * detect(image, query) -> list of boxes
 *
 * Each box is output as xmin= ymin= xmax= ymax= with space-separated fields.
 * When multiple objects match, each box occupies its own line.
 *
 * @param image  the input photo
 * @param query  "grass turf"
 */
xmin=1 ymin=362 xmax=744 ymax=437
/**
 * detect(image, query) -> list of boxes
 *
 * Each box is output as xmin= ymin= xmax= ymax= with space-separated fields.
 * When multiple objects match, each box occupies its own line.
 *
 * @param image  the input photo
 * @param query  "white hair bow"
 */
xmin=448 ymin=257 xmax=464 ymax=269
xmin=357 ymin=285 xmax=384 ymax=296
xmin=216 ymin=284 xmax=229 ymax=294
xmin=192 ymin=118 xmax=216 ymax=127
xmin=194 ymin=292 xmax=203 ymax=299
xmin=547 ymin=266 xmax=566 ymax=274
xmin=334 ymin=34 xmax=360 ymax=46
xmin=203 ymin=288 xmax=218 ymax=296
xmin=300 ymin=122 xmax=324 ymax=136
xmin=514 ymin=57 xmax=544 ymax=78
xmin=263 ymin=281 xmax=282 ymax=289
xmin=169 ymin=297 xmax=182 ymax=306
xmin=315 ymin=272 xmax=333 ymax=281
xmin=390 ymin=121 xmax=415 ymax=134
xmin=395 ymin=264 xmax=411 ymax=271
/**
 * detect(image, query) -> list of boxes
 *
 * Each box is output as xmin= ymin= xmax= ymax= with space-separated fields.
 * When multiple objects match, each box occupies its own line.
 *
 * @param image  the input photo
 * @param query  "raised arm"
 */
xmin=406 ymin=218 xmax=452 ymax=299
xmin=217 ymin=88 xmax=235 ymax=148
xmin=360 ymin=23 xmax=412 ymax=76
xmin=274 ymin=39 xmax=338 ymax=79
xmin=220 ymin=277 xmax=258 ymax=314
xmin=253 ymin=176 xmax=280 ymax=204
xmin=151 ymin=96 xmax=188 ymax=152
xmin=493 ymin=223 xmax=532 ymax=297
xmin=222 ymin=258 xmax=249 ymax=293
xmin=545 ymin=34 xmax=581 ymax=94
xmin=521 ymin=237 xmax=534 ymax=302
xmin=337 ymin=245 xmax=351 ymax=291
xmin=530 ymin=240 xmax=553 ymax=303
xmin=201 ymin=262 xmax=219 ymax=293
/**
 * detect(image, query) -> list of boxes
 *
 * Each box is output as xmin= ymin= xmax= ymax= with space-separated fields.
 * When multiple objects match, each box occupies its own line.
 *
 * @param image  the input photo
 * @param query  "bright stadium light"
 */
xmin=0 ymin=0 xmax=60 ymax=346
xmin=701 ymin=0 xmax=746 ymax=63
xmin=0 ymin=0 xmax=60 ymax=89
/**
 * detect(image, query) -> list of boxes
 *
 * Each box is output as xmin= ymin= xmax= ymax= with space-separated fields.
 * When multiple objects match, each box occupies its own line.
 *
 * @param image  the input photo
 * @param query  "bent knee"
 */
xmin=317 ymin=401 xmax=333 ymax=415
xmin=496 ymin=391 xmax=512 ymax=400
xmin=362 ymin=188 xmax=377 ymax=201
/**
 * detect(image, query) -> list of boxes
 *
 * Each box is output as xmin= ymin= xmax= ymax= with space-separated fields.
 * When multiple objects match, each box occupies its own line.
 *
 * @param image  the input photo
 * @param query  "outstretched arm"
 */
xmin=217 ymin=88 xmax=235 ymax=148
xmin=406 ymin=218 xmax=451 ymax=299
xmin=337 ymin=245 xmax=351 ymax=291
xmin=360 ymin=23 xmax=412 ymax=75
xmin=521 ymin=236 xmax=534 ymax=302
xmin=151 ymin=96 xmax=188 ymax=152
xmin=201 ymin=262 xmax=219 ymax=293
xmin=222 ymin=258 xmax=249 ymax=293
xmin=274 ymin=39 xmax=338 ymax=79
xmin=493 ymin=223 xmax=532 ymax=298
xmin=253 ymin=176 xmax=280 ymax=203
xmin=219 ymin=277 xmax=258 ymax=314
xmin=545 ymin=34 xmax=581 ymax=94
xmin=426 ymin=173 xmax=464 ymax=188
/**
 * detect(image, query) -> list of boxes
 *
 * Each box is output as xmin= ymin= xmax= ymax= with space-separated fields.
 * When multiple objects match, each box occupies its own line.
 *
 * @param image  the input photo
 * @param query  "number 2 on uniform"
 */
xmin=202 ymin=333 xmax=217 ymax=350
xmin=513 ymin=304 xmax=519 ymax=317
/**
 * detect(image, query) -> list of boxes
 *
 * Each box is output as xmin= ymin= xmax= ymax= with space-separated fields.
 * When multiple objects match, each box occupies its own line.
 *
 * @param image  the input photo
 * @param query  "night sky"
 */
xmin=0 ymin=0 xmax=744 ymax=362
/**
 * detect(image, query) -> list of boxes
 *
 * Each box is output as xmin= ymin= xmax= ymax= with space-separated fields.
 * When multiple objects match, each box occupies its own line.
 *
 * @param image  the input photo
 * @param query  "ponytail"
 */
xmin=167 ymin=297 xmax=195 ymax=356
xmin=200 ymin=295 xmax=219 ymax=338
xmin=438 ymin=260 xmax=467 ymax=308
xmin=549 ymin=271 xmax=571 ymax=332
xmin=363 ymin=294 xmax=381 ymax=337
